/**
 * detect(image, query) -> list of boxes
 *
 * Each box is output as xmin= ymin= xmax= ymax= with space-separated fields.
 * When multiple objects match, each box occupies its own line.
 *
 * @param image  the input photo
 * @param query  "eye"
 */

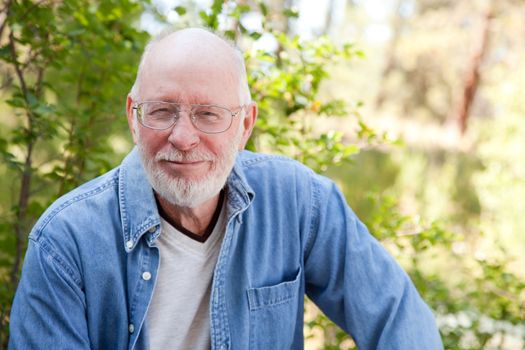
xmin=150 ymin=107 xmax=171 ymax=116
xmin=194 ymin=107 xmax=224 ymax=123
xmin=146 ymin=104 xmax=178 ymax=119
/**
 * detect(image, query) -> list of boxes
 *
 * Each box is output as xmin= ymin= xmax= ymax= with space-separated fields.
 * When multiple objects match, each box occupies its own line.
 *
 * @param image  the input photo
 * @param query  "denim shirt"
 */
xmin=9 ymin=148 xmax=443 ymax=350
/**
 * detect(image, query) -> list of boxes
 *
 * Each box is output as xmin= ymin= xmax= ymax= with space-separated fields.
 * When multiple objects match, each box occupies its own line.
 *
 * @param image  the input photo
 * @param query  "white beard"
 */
xmin=137 ymin=124 xmax=243 ymax=208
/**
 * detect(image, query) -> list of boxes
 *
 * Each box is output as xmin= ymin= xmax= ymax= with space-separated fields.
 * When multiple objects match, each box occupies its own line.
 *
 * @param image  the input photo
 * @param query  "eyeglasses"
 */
xmin=132 ymin=101 xmax=245 ymax=134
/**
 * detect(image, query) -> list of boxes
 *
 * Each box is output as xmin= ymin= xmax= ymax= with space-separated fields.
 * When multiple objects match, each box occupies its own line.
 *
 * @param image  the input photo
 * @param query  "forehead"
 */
xmin=138 ymin=31 xmax=241 ymax=105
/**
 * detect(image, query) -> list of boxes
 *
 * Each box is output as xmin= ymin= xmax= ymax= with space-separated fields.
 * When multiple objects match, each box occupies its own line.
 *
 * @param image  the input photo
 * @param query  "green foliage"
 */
xmin=324 ymin=147 xmax=525 ymax=349
xmin=245 ymin=33 xmax=364 ymax=171
xmin=0 ymin=0 xmax=148 ymax=345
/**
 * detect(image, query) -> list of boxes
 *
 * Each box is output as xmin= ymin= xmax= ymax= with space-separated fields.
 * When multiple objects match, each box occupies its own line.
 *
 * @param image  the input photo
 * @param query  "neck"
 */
xmin=155 ymin=192 xmax=222 ymax=236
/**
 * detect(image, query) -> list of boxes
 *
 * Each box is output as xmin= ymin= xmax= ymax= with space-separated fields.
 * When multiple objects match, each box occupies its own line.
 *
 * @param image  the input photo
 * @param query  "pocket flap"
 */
xmin=247 ymin=268 xmax=301 ymax=311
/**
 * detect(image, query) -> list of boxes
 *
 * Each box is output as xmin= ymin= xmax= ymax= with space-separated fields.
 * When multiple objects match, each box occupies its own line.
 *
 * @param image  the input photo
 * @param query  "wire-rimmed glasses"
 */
xmin=132 ymin=101 xmax=245 ymax=134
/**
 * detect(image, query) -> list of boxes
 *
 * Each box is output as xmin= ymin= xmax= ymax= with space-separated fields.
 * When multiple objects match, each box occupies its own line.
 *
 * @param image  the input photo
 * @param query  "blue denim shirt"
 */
xmin=9 ymin=148 xmax=443 ymax=349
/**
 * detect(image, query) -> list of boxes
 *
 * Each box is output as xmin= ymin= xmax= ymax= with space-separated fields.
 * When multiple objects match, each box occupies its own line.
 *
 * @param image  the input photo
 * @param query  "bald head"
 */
xmin=130 ymin=28 xmax=251 ymax=105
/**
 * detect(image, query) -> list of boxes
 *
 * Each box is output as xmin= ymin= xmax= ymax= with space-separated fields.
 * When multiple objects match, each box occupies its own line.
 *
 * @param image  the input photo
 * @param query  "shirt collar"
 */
xmin=118 ymin=147 xmax=160 ymax=252
xmin=118 ymin=147 xmax=254 ymax=252
xmin=227 ymin=152 xmax=255 ymax=215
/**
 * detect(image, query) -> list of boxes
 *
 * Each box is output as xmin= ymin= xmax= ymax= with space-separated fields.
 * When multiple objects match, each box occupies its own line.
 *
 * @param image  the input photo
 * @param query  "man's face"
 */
xmin=127 ymin=32 xmax=255 ymax=208
xmin=134 ymin=112 xmax=245 ymax=208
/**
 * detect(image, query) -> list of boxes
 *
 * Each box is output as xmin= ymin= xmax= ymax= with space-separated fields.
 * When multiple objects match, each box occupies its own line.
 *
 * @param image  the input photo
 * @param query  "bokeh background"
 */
xmin=1 ymin=0 xmax=524 ymax=349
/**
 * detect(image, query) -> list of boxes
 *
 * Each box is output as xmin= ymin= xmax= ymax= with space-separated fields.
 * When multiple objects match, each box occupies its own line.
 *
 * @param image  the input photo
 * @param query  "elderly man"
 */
xmin=9 ymin=28 xmax=443 ymax=349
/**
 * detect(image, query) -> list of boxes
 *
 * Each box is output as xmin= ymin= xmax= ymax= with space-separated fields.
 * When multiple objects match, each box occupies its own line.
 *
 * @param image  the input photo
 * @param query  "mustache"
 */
xmin=154 ymin=149 xmax=214 ymax=162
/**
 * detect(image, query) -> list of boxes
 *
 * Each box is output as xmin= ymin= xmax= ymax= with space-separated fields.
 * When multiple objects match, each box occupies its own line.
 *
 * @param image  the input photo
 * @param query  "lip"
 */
xmin=167 ymin=160 xmax=205 ymax=165
xmin=161 ymin=159 xmax=209 ymax=172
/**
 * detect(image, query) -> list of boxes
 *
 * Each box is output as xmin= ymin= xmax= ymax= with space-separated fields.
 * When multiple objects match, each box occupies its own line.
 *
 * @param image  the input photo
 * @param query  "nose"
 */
xmin=166 ymin=112 xmax=200 ymax=151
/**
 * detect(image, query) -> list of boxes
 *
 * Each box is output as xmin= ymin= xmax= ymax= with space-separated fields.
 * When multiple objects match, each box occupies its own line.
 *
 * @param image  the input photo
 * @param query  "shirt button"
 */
xmin=126 ymin=240 xmax=133 ymax=249
xmin=128 ymin=323 xmax=135 ymax=333
xmin=142 ymin=271 xmax=152 ymax=281
xmin=148 ymin=226 xmax=156 ymax=233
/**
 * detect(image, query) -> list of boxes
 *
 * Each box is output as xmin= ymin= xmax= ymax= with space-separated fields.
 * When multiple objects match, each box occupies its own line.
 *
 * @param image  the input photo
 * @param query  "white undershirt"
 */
xmin=147 ymin=203 xmax=227 ymax=350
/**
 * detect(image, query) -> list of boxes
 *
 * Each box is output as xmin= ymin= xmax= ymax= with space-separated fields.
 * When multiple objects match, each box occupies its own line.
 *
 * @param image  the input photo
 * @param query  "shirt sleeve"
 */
xmin=9 ymin=238 xmax=91 ymax=350
xmin=304 ymin=177 xmax=443 ymax=349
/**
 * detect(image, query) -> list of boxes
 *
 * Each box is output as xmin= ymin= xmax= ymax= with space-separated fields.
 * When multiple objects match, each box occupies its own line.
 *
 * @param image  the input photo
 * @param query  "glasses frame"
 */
xmin=132 ymin=101 xmax=246 ymax=134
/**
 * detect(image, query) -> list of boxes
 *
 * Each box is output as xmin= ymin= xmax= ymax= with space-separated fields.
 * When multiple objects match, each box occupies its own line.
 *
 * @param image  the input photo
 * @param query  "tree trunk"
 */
xmin=12 ymin=141 xmax=34 ymax=284
xmin=455 ymin=2 xmax=494 ymax=135
xmin=8 ymin=29 xmax=38 ymax=285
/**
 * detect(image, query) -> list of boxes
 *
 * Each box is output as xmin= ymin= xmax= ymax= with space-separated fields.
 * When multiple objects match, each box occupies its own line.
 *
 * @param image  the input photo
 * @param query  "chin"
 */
xmin=151 ymin=168 xmax=227 ymax=208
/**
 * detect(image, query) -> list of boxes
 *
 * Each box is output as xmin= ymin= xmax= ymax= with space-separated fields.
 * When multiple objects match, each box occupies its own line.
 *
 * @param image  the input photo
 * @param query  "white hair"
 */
xmin=129 ymin=27 xmax=251 ymax=105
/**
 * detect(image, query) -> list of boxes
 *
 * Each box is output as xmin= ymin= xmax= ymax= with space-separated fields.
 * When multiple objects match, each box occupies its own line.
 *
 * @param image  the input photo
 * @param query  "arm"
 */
xmin=9 ymin=238 xmax=90 ymax=349
xmin=304 ymin=179 xmax=443 ymax=349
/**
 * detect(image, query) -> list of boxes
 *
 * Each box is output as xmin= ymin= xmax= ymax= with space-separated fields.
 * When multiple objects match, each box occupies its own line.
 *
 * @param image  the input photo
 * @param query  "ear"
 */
xmin=238 ymin=102 xmax=258 ymax=150
xmin=126 ymin=95 xmax=139 ymax=144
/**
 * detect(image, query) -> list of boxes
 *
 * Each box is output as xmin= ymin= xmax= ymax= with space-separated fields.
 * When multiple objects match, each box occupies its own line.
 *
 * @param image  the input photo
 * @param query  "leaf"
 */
xmin=73 ymin=11 xmax=90 ymax=27
xmin=6 ymin=97 xmax=25 ymax=108
xmin=249 ymin=31 xmax=262 ymax=40
xmin=283 ymin=8 xmax=299 ymax=18
xmin=0 ymin=45 xmax=11 ymax=60
xmin=26 ymin=92 xmax=38 ymax=108
xmin=238 ymin=4 xmax=251 ymax=13
xmin=199 ymin=10 xmax=210 ymax=24
xmin=259 ymin=2 xmax=268 ymax=17
xmin=174 ymin=6 xmax=186 ymax=16
xmin=224 ymin=30 xmax=236 ymax=40
xmin=211 ymin=0 xmax=223 ymax=15
xmin=68 ymin=29 xmax=86 ymax=37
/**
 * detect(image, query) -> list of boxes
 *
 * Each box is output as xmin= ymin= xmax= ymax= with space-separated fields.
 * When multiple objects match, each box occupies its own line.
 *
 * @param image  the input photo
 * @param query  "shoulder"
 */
xmin=22 ymin=167 xmax=122 ymax=286
xmin=237 ymin=150 xmax=315 ymax=180
xmin=234 ymin=151 xmax=340 ymax=224
xmin=237 ymin=150 xmax=334 ymax=192
xmin=31 ymin=167 xmax=120 ymax=241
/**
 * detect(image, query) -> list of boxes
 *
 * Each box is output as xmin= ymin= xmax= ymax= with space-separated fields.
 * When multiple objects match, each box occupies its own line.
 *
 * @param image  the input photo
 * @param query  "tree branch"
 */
xmin=8 ymin=28 xmax=37 ymax=285
xmin=8 ymin=30 xmax=29 ymax=99
xmin=0 ymin=0 xmax=12 ymax=41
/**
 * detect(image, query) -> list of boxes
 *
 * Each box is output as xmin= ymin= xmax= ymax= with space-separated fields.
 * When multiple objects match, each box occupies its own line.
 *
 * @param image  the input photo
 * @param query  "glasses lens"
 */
xmin=192 ymin=105 xmax=232 ymax=133
xmin=140 ymin=102 xmax=179 ymax=129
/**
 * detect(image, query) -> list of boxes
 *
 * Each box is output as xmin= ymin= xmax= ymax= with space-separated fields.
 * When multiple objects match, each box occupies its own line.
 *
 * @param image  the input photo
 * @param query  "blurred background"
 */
xmin=0 ymin=0 xmax=524 ymax=349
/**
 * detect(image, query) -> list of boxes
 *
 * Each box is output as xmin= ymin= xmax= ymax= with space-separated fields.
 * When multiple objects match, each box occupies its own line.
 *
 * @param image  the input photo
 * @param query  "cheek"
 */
xmin=137 ymin=130 xmax=166 ymax=155
xmin=201 ymin=135 xmax=234 ymax=157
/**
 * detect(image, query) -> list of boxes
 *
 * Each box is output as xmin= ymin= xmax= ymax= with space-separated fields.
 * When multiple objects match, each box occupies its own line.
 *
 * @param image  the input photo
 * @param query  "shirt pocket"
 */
xmin=247 ymin=268 xmax=301 ymax=349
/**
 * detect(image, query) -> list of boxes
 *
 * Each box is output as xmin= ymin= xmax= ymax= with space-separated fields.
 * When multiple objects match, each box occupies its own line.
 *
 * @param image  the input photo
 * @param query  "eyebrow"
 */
xmin=150 ymin=93 xmax=214 ymax=105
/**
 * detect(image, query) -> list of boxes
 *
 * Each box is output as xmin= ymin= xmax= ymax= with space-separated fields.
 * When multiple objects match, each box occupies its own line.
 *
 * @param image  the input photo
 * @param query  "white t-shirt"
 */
xmin=146 ymin=202 xmax=227 ymax=350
